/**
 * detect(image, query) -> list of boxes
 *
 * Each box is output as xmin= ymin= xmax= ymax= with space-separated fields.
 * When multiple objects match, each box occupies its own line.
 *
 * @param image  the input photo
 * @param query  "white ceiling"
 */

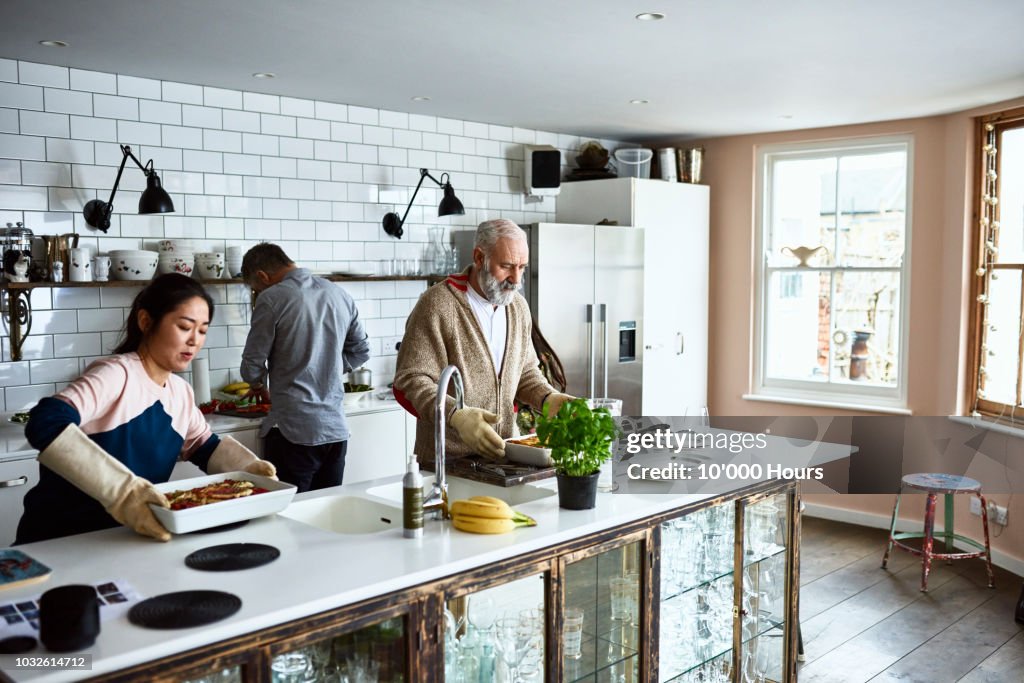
xmin=1 ymin=0 xmax=1023 ymax=142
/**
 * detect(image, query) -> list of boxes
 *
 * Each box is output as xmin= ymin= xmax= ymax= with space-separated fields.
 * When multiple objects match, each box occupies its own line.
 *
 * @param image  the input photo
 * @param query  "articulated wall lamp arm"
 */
xmin=83 ymin=144 xmax=175 ymax=233
xmin=382 ymin=168 xmax=464 ymax=239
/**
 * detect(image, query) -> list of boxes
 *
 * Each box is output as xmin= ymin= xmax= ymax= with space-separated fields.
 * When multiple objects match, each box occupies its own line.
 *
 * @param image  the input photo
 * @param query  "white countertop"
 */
xmin=0 ymin=396 xmax=403 ymax=462
xmin=0 ymin=471 xmax=713 ymax=682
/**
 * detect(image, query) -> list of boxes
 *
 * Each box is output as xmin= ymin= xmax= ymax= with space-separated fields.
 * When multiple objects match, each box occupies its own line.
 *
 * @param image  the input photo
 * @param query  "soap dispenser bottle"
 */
xmin=403 ymin=457 xmax=423 ymax=538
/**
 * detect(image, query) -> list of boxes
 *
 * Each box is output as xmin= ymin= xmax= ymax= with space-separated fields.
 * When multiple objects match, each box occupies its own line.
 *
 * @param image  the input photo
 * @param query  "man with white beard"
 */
xmin=394 ymin=219 xmax=574 ymax=462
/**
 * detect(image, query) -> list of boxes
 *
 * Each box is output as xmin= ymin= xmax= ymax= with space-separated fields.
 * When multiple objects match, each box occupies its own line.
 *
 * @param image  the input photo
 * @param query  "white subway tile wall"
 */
xmin=0 ymin=58 xmax=624 ymax=411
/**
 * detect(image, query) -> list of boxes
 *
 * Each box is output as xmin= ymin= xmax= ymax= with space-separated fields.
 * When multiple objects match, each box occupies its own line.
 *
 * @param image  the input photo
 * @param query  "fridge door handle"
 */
xmin=586 ymin=304 xmax=595 ymax=396
xmin=676 ymin=332 xmax=685 ymax=356
xmin=599 ymin=303 xmax=608 ymax=397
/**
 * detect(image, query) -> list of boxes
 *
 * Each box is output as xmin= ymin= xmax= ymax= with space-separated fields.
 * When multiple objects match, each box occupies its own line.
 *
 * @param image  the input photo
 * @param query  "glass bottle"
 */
xmin=426 ymin=226 xmax=448 ymax=275
xmin=477 ymin=639 xmax=495 ymax=682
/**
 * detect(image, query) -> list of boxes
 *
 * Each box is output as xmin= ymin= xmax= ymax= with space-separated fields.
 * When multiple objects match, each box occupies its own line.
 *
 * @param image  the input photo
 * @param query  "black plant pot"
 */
xmin=556 ymin=471 xmax=600 ymax=510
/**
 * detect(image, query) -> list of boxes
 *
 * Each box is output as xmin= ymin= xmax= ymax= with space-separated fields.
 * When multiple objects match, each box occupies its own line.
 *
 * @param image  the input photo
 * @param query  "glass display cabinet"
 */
xmin=443 ymin=571 xmax=547 ymax=682
xmin=657 ymin=490 xmax=795 ymax=683
xmin=269 ymin=614 xmax=407 ymax=682
xmin=562 ymin=535 xmax=646 ymax=683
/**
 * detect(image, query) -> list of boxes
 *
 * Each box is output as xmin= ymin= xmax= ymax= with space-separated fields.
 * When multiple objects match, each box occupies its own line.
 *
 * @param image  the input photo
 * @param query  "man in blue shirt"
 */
xmin=240 ymin=243 xmax=370 ymax=492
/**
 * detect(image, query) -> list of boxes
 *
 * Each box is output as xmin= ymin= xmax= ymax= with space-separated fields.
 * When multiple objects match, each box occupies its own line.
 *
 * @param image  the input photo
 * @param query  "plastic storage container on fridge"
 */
xmin=613 ymin=148 xmax=653 ymax=179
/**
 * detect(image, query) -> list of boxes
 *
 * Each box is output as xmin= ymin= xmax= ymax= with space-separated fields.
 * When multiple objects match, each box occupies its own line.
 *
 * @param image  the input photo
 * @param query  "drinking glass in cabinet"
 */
xmin=446 ymin=573 xmax=545 ymax=681
xmin=183 ymin=668 xmax=241 ymax=683
xmin=745 ymin=497 xmax=787 ymax=565
xmin=564 ymin=540 xmax=642 ymax=682
xmin=563 ymin=607 xmax=585 ymax=659
xmin=273 ymin=615 xmax=405 ymax=682
xmin=661 ymin=504 xmax=735 ymax=600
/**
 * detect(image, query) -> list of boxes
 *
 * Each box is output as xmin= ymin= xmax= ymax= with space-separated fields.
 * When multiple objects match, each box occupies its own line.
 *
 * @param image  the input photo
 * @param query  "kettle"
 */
xmin=42 ymin=233 xmax=79 ymax=282
xmin=350 ymin=367 xmax=373 ymax=387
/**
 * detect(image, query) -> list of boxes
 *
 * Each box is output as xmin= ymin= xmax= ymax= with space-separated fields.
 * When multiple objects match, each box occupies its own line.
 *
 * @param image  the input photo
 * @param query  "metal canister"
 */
xmin=681 ymin=147 xmax=704 ymax=184
xmin=657 ymin=148 xmax=678 ymax=182
xmin=350 ymin=367 xmax=373 ymax=387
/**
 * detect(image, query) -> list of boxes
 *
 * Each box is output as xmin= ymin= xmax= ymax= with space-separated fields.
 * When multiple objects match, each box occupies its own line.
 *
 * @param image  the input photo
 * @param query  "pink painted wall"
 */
xmin=664 ymin=95 xmax=1024 ymax=569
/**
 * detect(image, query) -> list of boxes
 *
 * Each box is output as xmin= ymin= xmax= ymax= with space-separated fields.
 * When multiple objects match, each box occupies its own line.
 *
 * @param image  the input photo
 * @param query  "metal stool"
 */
xmin=881 ymin=473 xmax=994 ymax=592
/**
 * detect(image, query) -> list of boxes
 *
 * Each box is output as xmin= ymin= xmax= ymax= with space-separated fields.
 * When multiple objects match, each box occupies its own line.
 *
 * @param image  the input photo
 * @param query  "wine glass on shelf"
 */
xmin=754 ymin=644 xmax=771 ymax=683
xmin=494 ymin=616 xmax=529 ymax=682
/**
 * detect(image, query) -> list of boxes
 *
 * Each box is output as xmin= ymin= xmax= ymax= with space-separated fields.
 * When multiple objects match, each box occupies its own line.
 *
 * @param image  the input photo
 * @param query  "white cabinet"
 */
xmin=171 ymin=425 xmax=261 ymax=481
xmin=557 ymin=178 xmax=710 ymax=415
xmin=224 ymin=426 xmax=259 ymax=454
xmin=0 ymin=455 xmax=40 ymax=547
xmin=343 ymin=409 xmax=409 ymax=485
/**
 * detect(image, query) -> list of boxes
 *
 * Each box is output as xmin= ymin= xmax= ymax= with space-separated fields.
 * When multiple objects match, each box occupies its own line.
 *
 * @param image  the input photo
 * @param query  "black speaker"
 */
xmin=524 ymin=145 xmax=561 ymax=196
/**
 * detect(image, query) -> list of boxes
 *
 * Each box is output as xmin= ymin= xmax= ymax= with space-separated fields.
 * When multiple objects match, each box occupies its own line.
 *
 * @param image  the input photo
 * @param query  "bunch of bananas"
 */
xmin=221 ymin=381 xmax=251 ymax=397
xmin=450 ymin=496 xmax=537 ymax=534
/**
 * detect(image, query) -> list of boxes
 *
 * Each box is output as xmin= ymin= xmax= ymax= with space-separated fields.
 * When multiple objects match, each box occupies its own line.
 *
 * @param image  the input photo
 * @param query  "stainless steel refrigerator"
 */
xmin=455 ymin=223 xmax=644 ymax=414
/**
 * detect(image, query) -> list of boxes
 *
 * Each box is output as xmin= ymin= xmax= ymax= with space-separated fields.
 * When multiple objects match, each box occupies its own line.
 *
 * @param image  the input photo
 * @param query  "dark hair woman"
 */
xmin=16 ymin=274 xmax=276 ymax=545
xmin=114 ymin=273 xmax=216 ymax=354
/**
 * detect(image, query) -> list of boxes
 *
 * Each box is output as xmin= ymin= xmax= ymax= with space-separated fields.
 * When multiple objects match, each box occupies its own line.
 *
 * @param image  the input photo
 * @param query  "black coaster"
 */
xmin=128 ymin=591 xmax=241 ymax=630
xmin=0 ymin=635 xmax=37 ymax=654
xmin=185 ymin=543 xmax=280 ymax=572
xmin=185 ymin=519 xmax=250 ymax=534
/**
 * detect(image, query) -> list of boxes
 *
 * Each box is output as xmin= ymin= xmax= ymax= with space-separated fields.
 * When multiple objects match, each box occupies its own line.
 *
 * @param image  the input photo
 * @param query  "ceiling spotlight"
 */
xmin=411 ymin=96 xmax=431 ymax=102
xmin=635 ymin=12 xmax=666 ymax=21
xmin=38 ymin=40 xmax=68 ymax=48
xmin=630 ymin=99 xmax=649 ymax=105
xmin=252 ymin=72 xmax=276 ymax=79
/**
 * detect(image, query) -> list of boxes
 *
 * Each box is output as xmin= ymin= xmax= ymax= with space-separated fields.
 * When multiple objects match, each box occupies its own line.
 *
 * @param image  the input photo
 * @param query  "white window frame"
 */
xmin=750 ymin=135 xmax=913 ymax=413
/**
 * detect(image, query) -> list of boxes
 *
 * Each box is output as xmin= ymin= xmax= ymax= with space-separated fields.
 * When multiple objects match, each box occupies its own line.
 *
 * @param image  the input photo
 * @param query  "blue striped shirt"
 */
xmin=241 ymin=268 xmax=370 ymax=445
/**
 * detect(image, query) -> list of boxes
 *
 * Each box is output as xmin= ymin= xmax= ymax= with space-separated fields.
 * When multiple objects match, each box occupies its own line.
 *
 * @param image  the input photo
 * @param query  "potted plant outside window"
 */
xmin=535 ymin=398 xmax=619 ymax=510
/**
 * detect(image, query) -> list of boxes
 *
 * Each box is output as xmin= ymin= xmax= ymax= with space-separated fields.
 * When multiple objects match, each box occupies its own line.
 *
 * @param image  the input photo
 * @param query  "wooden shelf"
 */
xmin=1 ymin=274 xmax=439 ymax=289
xmin=0 ymin=274 xmax=443 ymax=361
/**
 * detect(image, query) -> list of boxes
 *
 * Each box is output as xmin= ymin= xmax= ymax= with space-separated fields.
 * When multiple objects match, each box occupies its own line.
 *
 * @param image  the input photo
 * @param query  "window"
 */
xmin=970 ymin=108 xmax=1024 ymax=418
xmin=753 ymin=137 xmax=912 ymax=409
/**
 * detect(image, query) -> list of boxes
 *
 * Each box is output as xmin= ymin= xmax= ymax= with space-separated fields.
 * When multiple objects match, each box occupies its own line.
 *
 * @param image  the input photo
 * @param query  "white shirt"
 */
xmin=466 ymin=283 xmax=507 ymax=375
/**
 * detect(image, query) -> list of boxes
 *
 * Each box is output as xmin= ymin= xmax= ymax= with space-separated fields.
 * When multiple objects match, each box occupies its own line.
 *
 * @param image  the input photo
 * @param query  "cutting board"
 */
xmin=216 ymin=409 xmax=267 ymax=419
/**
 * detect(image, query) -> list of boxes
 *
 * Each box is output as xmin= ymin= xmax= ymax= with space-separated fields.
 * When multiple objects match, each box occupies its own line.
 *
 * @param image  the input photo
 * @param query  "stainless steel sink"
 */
xmin=279 ymin=496 xmax=400 ymax=534
xmin=364 ymin=475 xmax=555 ymax=508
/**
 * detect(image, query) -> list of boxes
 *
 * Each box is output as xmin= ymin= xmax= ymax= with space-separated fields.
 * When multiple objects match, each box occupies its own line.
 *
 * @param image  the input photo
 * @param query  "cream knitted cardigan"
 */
xmin=393 ymin=269 xmax=554 ymax=460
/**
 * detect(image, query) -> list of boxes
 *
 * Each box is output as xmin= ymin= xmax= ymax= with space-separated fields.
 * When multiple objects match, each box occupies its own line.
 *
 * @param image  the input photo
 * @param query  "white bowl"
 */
xmin=157 ymin=257 xmax=194 ymax=276
xmin=194 ymin=254 xmax=225 ymax=279
xmin=504 ymin=435 xmax=554 ymax=466
xmin=343 ymin=387 xmax=374 ymax=406
xmin=110 ymin=249 xmax=157 ymax=259
xmin=111 ymin=251 xmax=159 ymax=281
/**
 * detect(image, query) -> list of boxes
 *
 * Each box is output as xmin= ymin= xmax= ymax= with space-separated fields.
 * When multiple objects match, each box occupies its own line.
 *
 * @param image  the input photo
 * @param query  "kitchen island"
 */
xmin=0 ymin=460 xmax=801 ymax=683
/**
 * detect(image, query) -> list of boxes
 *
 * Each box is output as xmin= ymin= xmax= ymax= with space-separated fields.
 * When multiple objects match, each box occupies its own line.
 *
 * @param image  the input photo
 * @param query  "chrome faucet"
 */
xmin=424 ymin=365 xmax=463 ymax=518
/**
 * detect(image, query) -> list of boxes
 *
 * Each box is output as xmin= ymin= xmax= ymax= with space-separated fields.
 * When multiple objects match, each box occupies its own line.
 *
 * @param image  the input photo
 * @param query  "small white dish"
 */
xmin=343 ymin=387 xmax=374 ymax=406
xmin=504 ymin=435 xmax=554 ymax=467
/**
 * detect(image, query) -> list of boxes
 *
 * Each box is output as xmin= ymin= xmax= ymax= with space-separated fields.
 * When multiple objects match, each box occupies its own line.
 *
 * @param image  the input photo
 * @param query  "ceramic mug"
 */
xmin=92 ymin=255 xmax=111 ymax=282
xmin=69 ymin=248 xmax=91 ymax=282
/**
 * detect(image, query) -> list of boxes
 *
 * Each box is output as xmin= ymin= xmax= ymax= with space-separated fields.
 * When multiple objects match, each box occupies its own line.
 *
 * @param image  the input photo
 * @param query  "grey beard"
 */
xmin=479 ymin=267 xmax=521 ymax=306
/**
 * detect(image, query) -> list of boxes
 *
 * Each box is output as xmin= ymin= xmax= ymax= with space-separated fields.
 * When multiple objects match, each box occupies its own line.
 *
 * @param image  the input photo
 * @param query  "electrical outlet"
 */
xmin=987 ymin=501 xmax=1009 ymax=526
xmin=970 ymin=496 xmax=983 ymax=516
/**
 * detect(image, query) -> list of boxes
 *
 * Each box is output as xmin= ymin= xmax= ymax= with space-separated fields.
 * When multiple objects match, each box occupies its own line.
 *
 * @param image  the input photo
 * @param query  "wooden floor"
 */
xmin=797 ymin=517 xmax=1024 ymax=682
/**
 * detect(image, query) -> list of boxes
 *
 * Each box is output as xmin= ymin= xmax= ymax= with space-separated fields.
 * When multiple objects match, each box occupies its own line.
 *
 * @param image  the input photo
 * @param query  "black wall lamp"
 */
xmin=83 ymin=144 xmax=175 ymax=233
xmin=382 ymin=168 xmax=464 ymax=239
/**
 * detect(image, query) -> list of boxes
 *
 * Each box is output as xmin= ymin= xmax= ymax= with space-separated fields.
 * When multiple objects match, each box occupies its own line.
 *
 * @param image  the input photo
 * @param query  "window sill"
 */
xmin=742 ymin=393 xmax=912 ymax=415
xmin=947 ymin=416 xmax=1024 ymax=440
